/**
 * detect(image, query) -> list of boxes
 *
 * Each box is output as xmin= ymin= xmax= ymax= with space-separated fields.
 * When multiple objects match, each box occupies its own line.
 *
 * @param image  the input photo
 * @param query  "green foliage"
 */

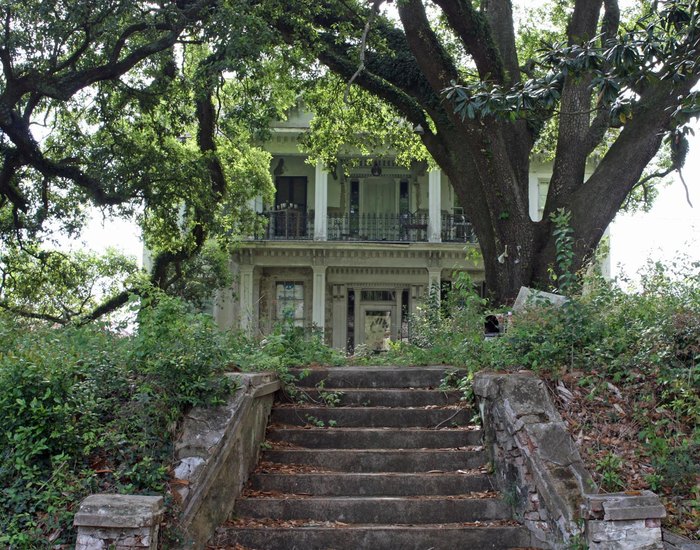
xmin=161 ymin=241 xmax=233 ymax=310
xmin=439 ymin=368 xmax=475 ymax=405
xmin=0 ymin=293 xmax=237 ymax=547
xmin=360 ymin=273 xmax=487 ymax=367
xmin=0 ymin=1 xmax=301 ymax=322
xmin=0 ymin=246 xmax=141 ymax=323
xmin=300 ymin=73 xmax=432 ymax=170
xmin=485 ymin=258 xmax=698 ymax=510
xmin=549 ymin=208 xmax=577 ymax=294
xmin=651 ymin=441 xmax=700 ymax=493
xmin=596 ymin=452 xmax=625 ymax=492
xmin=228 ymin=320 xmax=346 ymax=381
xmin=316 ymin=380 xmax=344 ymax=407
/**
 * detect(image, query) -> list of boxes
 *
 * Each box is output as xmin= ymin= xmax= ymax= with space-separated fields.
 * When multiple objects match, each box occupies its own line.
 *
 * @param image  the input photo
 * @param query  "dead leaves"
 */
xmin=551 ymin=374 xmax=699 ymax=539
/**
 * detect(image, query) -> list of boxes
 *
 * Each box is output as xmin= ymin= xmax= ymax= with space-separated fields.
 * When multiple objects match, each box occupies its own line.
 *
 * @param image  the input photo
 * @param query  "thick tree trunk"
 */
xmin=441 ymin=138 xmax=540 ymax=305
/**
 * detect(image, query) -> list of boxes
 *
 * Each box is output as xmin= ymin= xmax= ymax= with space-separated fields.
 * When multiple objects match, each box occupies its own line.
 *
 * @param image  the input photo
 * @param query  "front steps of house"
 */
xmin=211 ymin=366 xmax=539 ymax=550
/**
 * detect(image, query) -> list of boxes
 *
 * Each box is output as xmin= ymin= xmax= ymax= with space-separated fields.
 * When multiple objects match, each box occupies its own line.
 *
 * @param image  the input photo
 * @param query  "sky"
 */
xmin=609 ymin=133 xmax=700 ymax=283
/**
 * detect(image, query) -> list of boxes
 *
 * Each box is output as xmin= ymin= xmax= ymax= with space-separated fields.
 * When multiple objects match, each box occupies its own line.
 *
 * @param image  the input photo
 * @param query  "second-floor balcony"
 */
xmin=255 ymin=210 xmax=476 ymax=243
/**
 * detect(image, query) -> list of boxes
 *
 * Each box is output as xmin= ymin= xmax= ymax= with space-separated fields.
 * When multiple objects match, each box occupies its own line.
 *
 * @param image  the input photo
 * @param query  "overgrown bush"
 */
xmin=228 ymin=320 xmax=345 ymax=386
xmin=0 ymin=293 xmax=237 ymax=547
xmin=353 ymin=273 xmax=487 ymax=367
xmin=482 ymin=259 xmax=699 ymax=534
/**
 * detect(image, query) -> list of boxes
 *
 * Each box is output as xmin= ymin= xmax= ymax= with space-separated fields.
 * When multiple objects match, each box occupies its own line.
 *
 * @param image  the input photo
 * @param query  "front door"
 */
xmin=360 ymin=178 xmax=397 ymax=240
xmin=360 ymin=307 xmax=395 ymax=351
xmin=355 ymin=288 xmax=400 ymax=351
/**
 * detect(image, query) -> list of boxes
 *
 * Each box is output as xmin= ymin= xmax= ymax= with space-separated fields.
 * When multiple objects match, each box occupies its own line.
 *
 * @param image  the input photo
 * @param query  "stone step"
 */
xmin=289 ymin=366 xmax=464 ymax=389
xmin=270 ymin=406 xmax=473 ymax=428
xmin=261 ymin=448 xmax=486 ymax=473
xmin=265 ymin=426 xmax=482 ymax=448
xmin=213 ymin=523 xmax=536 ymax=549
xmin=213 ymin=365 xmax=534 ymax=550
xmin=248 ymin=472 xmax=494 ymax=496
xmin=233 ymin=496 xmax=511 ymax=524
xmin=281 ymin=387 xmax=463 ymax=407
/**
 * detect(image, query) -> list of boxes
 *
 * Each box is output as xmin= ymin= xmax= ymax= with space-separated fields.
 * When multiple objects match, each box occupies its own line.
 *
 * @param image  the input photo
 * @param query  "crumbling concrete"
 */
xmin=512 ymin=286 xmax=568 ymax=312
xmin=474 ymin=371 xmax=668 ymax=550
xmin=585 ymin=492 xmax=666 ymax=549
xmin=74 ymin=372 xmax=279 ymax=550
xmin=173 ymin=372 xmax=280 ymax=548
xmin=74 ymin=494 xmax=163 ymax=550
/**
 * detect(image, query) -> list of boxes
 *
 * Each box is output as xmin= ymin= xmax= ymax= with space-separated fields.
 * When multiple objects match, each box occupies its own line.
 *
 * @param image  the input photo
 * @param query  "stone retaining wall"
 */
xmin=474 ymin=371 xmax=667 ymax=550
xmin=74 ymin=372 xmax=280 ymax=550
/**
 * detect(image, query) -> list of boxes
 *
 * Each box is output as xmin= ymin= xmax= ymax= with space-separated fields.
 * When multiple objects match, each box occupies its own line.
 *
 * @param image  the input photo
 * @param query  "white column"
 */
xmin=312 ymin=265 xmax=327 ymax=331
xmin=331 ymin=285 xmax=347 ymax=349
xmin=314 ymin=160 xmax=328 ymax=241
xmin=428 ymin=267 xmax=442 ymax=303
xmin=239 ymin=265 xmax=255 ymax=334
xmin=428 ymin=169 xmax=442 ymax=243
xmin=527 ymin=174 xmax=540 ymax=221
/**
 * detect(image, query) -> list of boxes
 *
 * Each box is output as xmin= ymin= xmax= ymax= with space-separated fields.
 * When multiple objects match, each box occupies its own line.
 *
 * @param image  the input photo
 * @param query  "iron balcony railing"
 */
xmin=327 ymin=212 xmax=429 ymax=242
xmin=441 ymin=214 xmax=477 ymax=243
xmin=254 ymin=211 xmax=477 ymax=243
xmin=256 ymin=209 xmax=312 ymax=240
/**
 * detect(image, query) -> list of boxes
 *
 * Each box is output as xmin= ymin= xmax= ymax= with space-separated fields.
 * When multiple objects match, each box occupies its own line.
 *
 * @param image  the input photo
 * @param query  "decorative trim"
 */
xmin=328 ymin=267 xmax=426 ymax=277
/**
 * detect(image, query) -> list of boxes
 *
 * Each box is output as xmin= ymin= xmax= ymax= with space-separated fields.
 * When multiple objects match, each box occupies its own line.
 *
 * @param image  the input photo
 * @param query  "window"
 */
xmin=275 ymin=282 xmax=304 ymax=326
xmin=360 ymin=290 xmax=396 ymax=302
xmin=399 ymin=179 xmax=409 ymax=214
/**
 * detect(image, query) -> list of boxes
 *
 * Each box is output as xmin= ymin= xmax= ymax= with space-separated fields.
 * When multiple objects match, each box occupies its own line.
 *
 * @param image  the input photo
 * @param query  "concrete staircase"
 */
xmin=211 ymin=366 xmax=538 ymax=549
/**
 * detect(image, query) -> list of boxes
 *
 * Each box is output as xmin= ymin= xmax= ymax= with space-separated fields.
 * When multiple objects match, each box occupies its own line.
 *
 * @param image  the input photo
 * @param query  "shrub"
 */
xmin=357 ymin=272 xmax=487 ymax=367
xmin=0 ymin=292 xmax=237 ymax=547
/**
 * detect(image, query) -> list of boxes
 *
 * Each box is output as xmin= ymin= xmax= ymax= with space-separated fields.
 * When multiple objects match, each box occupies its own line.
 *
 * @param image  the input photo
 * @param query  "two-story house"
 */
xmin=212 ymin=106 xmax=559 ymax=352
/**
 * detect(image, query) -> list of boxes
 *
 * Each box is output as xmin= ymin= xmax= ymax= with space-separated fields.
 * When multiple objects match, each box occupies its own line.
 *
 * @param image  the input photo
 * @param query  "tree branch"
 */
xmin=0 ymin=109 xmax=136 ymax=206
xmin=601 ymin=0 xmax=621 ymax=46
xmin=544 ymin=0 xmax=605 ymax=216
xmin=432 ymin=0 xmax=505 ymax=83
xmin=397 ymin=0 xmax=461 ymax=92
xmin=0 ymin=299 xmax=68 ymax=325
xmin=567 ymin=0 xmax=604 ymax=45
xmin=53 ymin=25 xmax=92 ymax=73
xmin=344 ymin=0 xmax=385 ymax=104
xmin=78 ymin=289 xmax=132 ymax=324
xmin=482 ymin=0 xmax=520 ymax=86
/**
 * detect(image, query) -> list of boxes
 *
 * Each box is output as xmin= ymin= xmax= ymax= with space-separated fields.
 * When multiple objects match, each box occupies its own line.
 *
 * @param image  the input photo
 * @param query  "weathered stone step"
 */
xmin=265 ymin=427 xmax=482 ymax=448
xmin=270 ymin=406 xmax=472 ymax=428
xmin=234 ymin=495 xmax=511 ymax=524
xmin=289 ymin=366 xmax=464 ymax=388
xmin=213 ymin=524 xmax=536 ymax=549
xmin=261 ymin=448 xmax=486 ymax=473
xmin=281 ymin=387 xmax=463 ymax=407
xmin=248 ymin=472 xmax=493 ymax=496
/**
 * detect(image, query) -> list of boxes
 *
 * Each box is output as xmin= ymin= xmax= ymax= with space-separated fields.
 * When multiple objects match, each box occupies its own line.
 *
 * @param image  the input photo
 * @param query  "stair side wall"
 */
xmin=474 ymin=372 xmax=595 ymax=549
xmin=172 ymin=372 xmax=280 ymax=549
xmin=474 ymin=371 xmax=666 ymax=550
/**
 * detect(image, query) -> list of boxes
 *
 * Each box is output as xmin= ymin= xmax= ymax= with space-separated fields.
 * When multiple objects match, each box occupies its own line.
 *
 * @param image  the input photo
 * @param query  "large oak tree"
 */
xmin=0 ymin=0 xmax=296 ymax=321
xmin=3 ymin=0 xmax=699 ymax=320
xmin=265 ymin=0 xmax=700 ymax=302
